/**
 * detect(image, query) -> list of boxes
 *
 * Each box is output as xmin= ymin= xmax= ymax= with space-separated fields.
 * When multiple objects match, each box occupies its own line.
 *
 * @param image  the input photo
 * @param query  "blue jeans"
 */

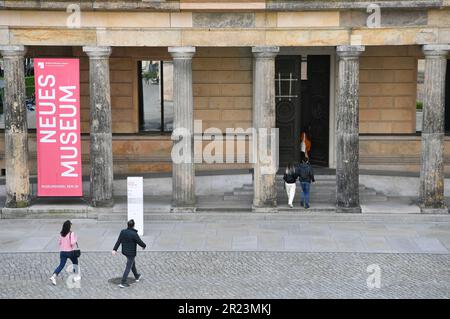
xmin=54 ymin=251 xmax=78 ymax=275
xmin=300 ymin=182 xmax=310 ymax=207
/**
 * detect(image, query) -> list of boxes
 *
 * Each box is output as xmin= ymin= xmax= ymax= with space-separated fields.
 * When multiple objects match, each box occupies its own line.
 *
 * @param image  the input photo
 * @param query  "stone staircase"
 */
xmin=223 ymin=175 xmax=388 ymax=210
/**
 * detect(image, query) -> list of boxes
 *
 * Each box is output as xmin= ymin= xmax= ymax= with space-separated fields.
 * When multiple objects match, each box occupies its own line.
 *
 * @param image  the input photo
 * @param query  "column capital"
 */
xmin=83 ymin=46 xmax=112 ymax=58
xmin=0 ymin=45 xmax=26 ymax=58
xmin=252 ymin=46 xmax=279 ymax=58
xmin=336 ymin=45 xmax=365 ymax=58
xmin=168 ymin=46 xmax=196 ymax=59
xmin=423 ymin=44 xmax=450 ymax=57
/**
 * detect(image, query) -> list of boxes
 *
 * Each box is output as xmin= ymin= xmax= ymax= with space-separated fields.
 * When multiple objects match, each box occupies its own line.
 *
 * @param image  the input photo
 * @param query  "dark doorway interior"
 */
xmin=276 ymin=55 xmax=330 ymax=167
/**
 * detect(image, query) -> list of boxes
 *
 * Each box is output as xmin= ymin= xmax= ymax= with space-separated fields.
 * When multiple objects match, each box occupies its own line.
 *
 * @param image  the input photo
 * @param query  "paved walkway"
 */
xmin=0 ymin=251 xmax=449 ymax=298
xmin=1 ymin=218 xmax=449 ymax=254
xmin=1 ymin=217 xmax=449 ymax=298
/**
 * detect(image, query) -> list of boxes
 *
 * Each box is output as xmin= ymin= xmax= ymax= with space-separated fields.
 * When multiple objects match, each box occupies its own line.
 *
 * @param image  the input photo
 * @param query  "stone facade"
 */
xmin=0 ymin=1 xmax=449 ymax=213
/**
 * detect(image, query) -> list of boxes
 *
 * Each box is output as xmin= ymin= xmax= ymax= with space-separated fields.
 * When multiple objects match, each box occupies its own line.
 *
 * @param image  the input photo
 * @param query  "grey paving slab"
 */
xmin=248 ymin=228 xmax=285 ymax=237
xmin=1 ymin=218 xmax=450 ymax=255
xmin=216 ymin=229 xmax=249 ymax=238
xmin=417 ymin=226 xmax=450 ymax=237
xmin=335 ymin=237 xmax=366 ymax=252
xmin=17 ymin=237 xmax=53 ymax=251
xmin=386 ymin=237 xmax=422 ymax=253
xmin=308 ymin=236 xmax=339 ymax=252
xmin=205 ymin=236 xmax=232 ymax=251
xmin=330 ymin=228 xmax=362 ymax=240
xmin=284 ymin=235 xmax=312 ymax=251
xmin=179 ymin=236 xmax=207 ymax=251
xmin=291 ymin=225 xmax=331 ymax=237
xmin=43 ymin=237 xmax=60 ymax=252
xmin=98 ymin=236 xmax=120 ymax=251
xmin=151 ymin=235 xmax=181 ymax=251
xmin=361 ymin=236 xmax=394 ymax=253
xmin=75 ymin=236 xmax=103 ymax=252
xmin=257 ymin=234 xmax=284 ymax=251
xmin=145 ymin=222 xmax=177 ymax=231
xmin=232 ymin=235 xmax=258 ymax=250
xmin=0 ymin=238 xmax=22 ymax=252
xmin=414 ymin=237 xmax=449 ymax=253
xmin=436 ymin=235 xmax=450 ymax=250
xmin=172 ymin=222 xmax=207 ymax=232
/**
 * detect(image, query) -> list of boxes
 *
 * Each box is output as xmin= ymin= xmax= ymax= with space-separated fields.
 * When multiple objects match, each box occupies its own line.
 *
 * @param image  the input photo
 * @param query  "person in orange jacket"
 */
xmin=300 ymin=128 xmax=311 ymax=161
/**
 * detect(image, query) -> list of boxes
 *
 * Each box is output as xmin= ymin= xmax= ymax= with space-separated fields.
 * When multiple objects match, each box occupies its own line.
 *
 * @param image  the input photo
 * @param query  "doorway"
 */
xmin=276 ymin=55 xmax=331 ymax=167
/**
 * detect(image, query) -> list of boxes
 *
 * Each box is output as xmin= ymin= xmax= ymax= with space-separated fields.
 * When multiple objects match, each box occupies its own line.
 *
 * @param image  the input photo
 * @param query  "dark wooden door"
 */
xmin=275 ymin=56 xmax=301 ymax=167
xmin=301 ymin=55 xmax=330 ymax=166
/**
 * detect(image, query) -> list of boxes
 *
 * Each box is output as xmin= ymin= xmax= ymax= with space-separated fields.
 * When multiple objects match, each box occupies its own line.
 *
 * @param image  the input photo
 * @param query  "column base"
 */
xmin=336 ymin=206 xmax=362 ymax=214
xmin=91 ymin=198 xmax=114 ymax=208
xmin=420 ymin=206 xmax=449 ymax=214
xmin=5 ymin=198 xmax=31 ymax=209
xmin=171 ymin=206 xmax=197 ymax=213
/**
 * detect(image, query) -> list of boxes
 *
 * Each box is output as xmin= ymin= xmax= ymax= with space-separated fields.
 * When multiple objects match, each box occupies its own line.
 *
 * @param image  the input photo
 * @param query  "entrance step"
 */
xmin=225 ymin=176 xmax=388 ymax=204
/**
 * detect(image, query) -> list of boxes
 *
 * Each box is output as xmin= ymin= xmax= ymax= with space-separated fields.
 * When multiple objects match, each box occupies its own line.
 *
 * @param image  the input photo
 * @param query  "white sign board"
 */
xmin=127 ymin=177 xmax=144 ymax=236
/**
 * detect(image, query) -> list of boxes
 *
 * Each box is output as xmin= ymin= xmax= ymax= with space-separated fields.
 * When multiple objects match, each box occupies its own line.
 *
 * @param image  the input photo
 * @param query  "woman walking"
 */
xmin=50 ymin=220 xmax=80 ymax=285
xmin=283 ymin=162 xmax=298 ymax=208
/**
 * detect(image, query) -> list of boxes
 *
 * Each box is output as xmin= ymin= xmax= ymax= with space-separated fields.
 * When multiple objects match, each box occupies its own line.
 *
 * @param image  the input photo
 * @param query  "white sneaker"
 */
xmin=50 ymin=275 xmax=56 ymax=286
xmin=135 ymin=274 xmax=143 ymax=282
xmin=288 ymin=204 xmax=293 ymax=208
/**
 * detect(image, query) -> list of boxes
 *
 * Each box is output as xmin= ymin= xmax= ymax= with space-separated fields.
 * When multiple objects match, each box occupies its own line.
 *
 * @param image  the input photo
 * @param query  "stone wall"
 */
xmin=193 ymin=47 xmax=252 ymax=131
xmin=359 ymin=46 xmax=419 ymax=134
xmin=79 ymin=53 xmax=137 ymax=133
xmin=360 ymin=136 xmax=450 ymax=173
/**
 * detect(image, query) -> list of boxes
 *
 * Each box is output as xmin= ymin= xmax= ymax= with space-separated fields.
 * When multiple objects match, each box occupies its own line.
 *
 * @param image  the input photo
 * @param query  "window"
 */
xmin=416 ymin=59 xmax=425 ymax=133
xmin=138 ymin=60 xmax=173 ymax=133
xmin=0 ymin=58 xmax=36 ymax=129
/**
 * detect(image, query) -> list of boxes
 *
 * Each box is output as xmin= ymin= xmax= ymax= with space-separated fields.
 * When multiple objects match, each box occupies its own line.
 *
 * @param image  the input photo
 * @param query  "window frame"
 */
xmin=137 ymin=60 xmax=171 ymax=134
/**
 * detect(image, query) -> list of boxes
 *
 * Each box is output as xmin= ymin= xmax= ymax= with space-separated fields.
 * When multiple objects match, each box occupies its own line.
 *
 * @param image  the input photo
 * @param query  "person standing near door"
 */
xmin=300 ymin=127 xmax=312 ymax=161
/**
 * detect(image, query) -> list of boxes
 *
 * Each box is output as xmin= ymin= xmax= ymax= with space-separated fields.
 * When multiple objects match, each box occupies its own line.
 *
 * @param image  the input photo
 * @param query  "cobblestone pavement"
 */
xmin=0 ymin=251 xmax=449 ymax=299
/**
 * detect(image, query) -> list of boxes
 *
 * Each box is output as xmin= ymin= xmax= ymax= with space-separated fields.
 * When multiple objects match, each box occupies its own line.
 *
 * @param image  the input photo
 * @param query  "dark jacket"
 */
xmin=113 ymin=228 xmax=146 ymax=257
xmin=296 ymin=163 xmax=315 ymax=183
xmin=283 ymin=169 xmax=298 ymax=184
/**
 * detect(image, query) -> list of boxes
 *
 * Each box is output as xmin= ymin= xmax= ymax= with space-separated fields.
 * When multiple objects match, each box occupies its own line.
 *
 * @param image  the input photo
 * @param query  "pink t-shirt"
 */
xmin=59 ymin=232 xmax=77 ymax=252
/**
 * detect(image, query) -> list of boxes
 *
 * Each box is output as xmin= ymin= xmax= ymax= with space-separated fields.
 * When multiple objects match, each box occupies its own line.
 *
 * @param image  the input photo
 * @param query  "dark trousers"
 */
xmin=122 ymin=255 xmax=139 ymax=284
xmin=54 ymin=251 xmax=78 ymax=275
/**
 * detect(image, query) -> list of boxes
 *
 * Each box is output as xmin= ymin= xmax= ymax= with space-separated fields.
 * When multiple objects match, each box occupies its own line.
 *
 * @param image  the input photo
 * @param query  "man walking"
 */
xmin=112 ymin=219 xmax=146 ymax=288
xmin=296 ymin=157 xmax=315 ymax=209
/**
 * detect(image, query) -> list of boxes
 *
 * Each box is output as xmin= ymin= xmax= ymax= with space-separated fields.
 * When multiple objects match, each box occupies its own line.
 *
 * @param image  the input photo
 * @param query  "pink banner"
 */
xmin=34 ymin=59 xmax=82 ymax=196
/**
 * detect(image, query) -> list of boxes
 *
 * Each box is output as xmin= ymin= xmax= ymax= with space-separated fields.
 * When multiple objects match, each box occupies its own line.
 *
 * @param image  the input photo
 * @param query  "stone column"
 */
xmin=0 ymin=45 xmax=30 ymax=208
xmin=419 ymin=44 xmax=450 ymax=214
xmin=83 ymin=46 xmax=114 ymax=207
xmin=168 ymin=47 xmax=196 ymax=212
xmin=336 ymin=45 xmax=365 ymax=214
xmin=252 ymin=46 xmax=279 ymax=212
